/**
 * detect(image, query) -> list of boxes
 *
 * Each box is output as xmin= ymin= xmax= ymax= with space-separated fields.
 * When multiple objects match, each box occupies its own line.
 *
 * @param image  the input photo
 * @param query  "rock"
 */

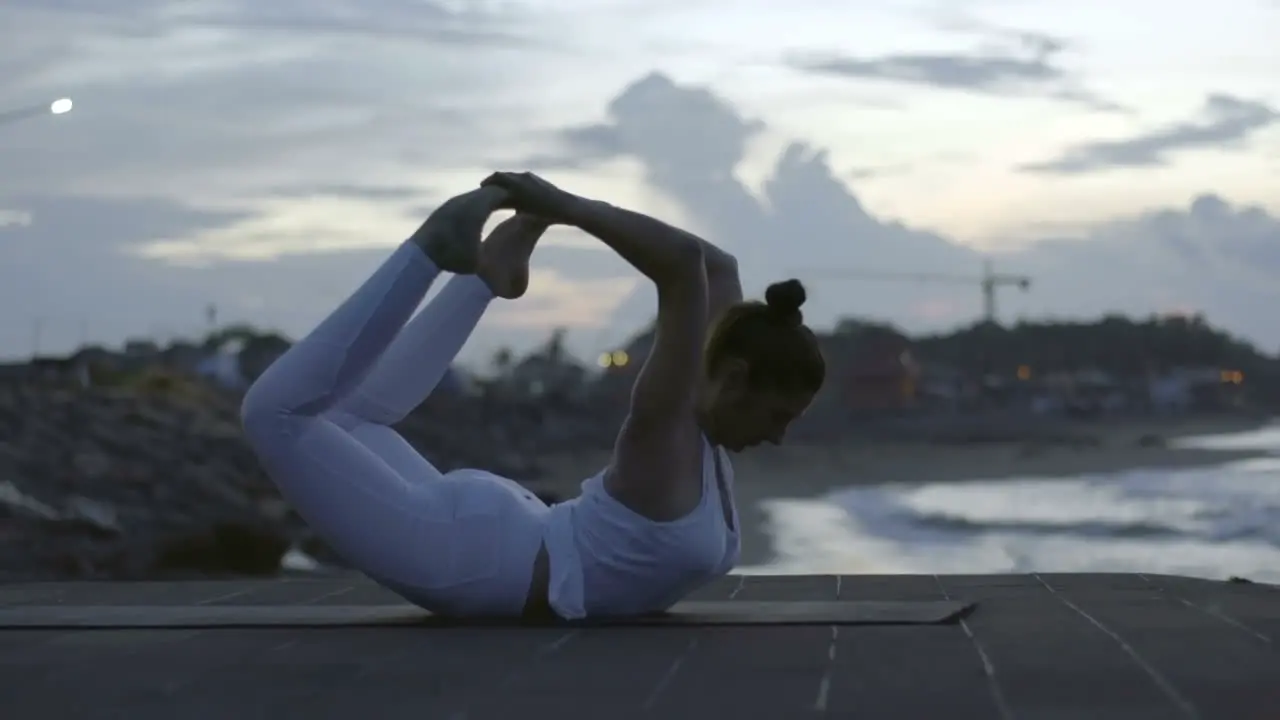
xmin=152 ymin=522 xmax=290 ymax=577
xmin=0 ymin=481 xmax=60 ymax=520
xmin=63 ymin=496 xmax=121 ymax=535
xmin=72 ymin=449 xmax=113 ymax=479
xmin=297 ymin=534 xmax=349 ymax=569
xmin=0 ymin=353 xmax=618 ymax=581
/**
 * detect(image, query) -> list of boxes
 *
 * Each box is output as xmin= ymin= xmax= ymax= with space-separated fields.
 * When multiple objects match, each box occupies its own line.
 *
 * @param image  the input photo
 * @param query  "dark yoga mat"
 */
xmin=0 ymin=600 xmax=974 ymax=629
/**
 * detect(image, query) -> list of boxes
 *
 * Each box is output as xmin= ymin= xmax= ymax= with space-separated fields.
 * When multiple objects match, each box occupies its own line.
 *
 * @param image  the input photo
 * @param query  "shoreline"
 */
xmin=535 ymin=415 xmax=1275 ymax=565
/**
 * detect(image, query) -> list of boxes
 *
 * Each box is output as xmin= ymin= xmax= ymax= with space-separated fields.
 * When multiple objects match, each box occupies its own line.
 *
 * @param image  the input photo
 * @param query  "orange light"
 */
xmin=1016 ymin=365 xmax=1031 ymax=381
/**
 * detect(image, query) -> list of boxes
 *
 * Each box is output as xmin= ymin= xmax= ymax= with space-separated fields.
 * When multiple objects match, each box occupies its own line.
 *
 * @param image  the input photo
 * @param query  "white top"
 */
xmin=542 ymin=436 xmax=741 ymax=619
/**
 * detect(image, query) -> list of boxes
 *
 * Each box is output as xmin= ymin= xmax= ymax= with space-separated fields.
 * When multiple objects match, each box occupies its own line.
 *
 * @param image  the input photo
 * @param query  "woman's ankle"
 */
xmin=411 ymin=187 xmax=509 ymax=273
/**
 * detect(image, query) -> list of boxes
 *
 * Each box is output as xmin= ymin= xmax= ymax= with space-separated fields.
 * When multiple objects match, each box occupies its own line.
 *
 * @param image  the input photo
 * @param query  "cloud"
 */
xmin=793 ymin=50 xmax=1058 ymax=93
xmin=0 ymin=194 xmax=256 ymax=354
xmin=0 ymin=103 xmax=54 ymax=127
xmin=785 ymin=30 xmax=1120 ymax=111
xmin=0 ymin=0 xmax=561 ymax=209
xmin=1022 ymin=95 xmax=1280 ymax=174
xmin=1003 ymin=194 xmax=1280 ymax=346
xmin=5 ymin=0 xmax=530 ymax=46
xmin=488 ymin=268 xmax=641 ymax=329
xmin=528 ymin=72 xmax=984 ymax=338
xmin=0 ymin=192 xmax=642 ymax=365
xmin=266 ymin=183 xmax=438 ymax=202
xmin=0 ymin=0 xmax=662 ymax=362
xmin=846 ymin=164 xmax=912 ymax=181
xmin=5 ymin=5 xmax=1280 ymax=364
xmin=0 ymin=210 xmax=34 ymax=227
xmin=527 ymin=73 xmax=1280 ymax=351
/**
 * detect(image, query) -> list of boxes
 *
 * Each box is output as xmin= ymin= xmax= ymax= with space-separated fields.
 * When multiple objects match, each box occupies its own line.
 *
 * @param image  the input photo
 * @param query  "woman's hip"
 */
xmin=267 ymin=451 xmax=548 ymax=616
xmin=391 ymin=470 xmax=550 ymax=617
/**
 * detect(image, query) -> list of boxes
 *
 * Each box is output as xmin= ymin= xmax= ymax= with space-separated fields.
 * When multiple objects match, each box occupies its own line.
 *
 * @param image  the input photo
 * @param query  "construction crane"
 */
xmin=801 ymin=259 xmax=1032 ymax=324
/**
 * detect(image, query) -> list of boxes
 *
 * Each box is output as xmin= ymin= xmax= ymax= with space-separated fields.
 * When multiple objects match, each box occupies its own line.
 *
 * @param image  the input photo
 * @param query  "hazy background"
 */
xmin=2 ymin=0 xmax=1278 ymax=366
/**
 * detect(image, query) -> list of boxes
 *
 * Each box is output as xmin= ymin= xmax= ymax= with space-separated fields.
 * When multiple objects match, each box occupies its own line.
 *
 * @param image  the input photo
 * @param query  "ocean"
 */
xmin=740 ymin=424 xmax=1280 ymax=583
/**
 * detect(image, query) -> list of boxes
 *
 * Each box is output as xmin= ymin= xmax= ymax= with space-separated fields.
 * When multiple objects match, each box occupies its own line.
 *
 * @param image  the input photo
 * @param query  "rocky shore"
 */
xmin=0 ymin=375 xmax=610 ymax=581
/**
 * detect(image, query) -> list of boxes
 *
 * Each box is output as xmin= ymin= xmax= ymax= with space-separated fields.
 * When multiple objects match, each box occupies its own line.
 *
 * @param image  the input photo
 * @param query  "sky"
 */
xmin=1 ymin=0 xmax=1278 ymax=368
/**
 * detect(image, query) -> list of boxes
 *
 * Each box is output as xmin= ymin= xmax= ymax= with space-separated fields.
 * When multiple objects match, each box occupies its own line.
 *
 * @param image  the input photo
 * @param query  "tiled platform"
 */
xmin=0 ymin=573 xmax=1276 ymax=719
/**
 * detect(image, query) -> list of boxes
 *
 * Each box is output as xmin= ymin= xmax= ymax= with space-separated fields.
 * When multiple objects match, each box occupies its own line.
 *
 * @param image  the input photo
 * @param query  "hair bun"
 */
xmin=764 ymin=279 xmax=806 ymax=323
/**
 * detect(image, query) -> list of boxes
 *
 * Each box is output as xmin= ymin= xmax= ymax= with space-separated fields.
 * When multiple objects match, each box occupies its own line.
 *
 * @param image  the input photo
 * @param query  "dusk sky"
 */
xmin=2 ymin=0 xmax=1278 ymax=368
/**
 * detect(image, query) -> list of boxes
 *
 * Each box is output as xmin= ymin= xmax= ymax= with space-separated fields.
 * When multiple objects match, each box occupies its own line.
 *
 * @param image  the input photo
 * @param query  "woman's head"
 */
xmin=700 ymin=279 xmax=825 ymax=451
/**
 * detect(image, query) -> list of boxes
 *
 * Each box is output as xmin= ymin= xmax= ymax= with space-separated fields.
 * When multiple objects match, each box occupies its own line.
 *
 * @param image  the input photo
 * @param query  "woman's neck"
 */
xmin=695 ymin=405 xmax=724 ymax=448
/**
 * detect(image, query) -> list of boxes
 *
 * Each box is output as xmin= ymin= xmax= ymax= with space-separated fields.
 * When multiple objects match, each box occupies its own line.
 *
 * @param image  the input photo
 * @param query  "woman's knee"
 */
xmin=240 ymin=378 xmax=294 ymax=445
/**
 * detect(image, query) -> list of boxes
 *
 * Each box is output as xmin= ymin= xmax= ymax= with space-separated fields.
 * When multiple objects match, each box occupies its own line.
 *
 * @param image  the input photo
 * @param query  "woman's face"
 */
xmin=706 ymin=361 xmax=815 ymax=451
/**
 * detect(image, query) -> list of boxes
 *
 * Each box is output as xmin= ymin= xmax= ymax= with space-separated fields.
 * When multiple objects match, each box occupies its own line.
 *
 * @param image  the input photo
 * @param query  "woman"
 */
xmin=240 ymin=172 xmax=825 ymax=621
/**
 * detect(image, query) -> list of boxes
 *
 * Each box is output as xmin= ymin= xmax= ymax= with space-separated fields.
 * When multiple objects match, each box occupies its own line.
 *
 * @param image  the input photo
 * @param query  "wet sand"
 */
xmin=534 ymin=415 xmax=1273 ymax=565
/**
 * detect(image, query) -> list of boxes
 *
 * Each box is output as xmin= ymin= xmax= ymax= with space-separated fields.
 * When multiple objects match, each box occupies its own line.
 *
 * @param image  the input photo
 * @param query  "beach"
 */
xmin=535 ymin=415 xmax=1274 ymax=568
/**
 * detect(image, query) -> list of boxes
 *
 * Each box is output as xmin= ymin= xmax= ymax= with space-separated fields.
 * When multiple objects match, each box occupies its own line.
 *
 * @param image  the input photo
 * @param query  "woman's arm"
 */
xmin=559 ymin=198 xmax=717 ymax=518
xmin=479 ymin=171 xmax=718 ymax=518
xmin=571 ymin=198 xmax=743 ymax=325
xmin=701 ymin=241 xmax=743 ymax=325
xmin=564 ymin=199 xmax=703 ymax=283
xmin=559 ymin=198 xmax=708 ymax=421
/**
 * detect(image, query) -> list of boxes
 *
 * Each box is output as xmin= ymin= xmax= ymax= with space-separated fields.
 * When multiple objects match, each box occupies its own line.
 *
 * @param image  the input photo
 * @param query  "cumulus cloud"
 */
xmin=530 ymin=73 xmax=987 ymax=331
xmin=528 ymin=73 xmax=1280 ymax=350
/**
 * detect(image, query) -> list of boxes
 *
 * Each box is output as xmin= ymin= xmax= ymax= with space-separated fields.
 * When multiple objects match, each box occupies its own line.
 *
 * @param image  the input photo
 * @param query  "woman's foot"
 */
xmin=411 ymin=185 xmax=510 ymax=274
xmin=477 ymin=213 xmax=550 ymax=299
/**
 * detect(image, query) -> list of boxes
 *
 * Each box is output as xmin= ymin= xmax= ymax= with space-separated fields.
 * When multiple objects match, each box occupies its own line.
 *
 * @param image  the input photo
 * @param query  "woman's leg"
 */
xmin=325 ymin=213 xmax=549 ymax=483
xmin=240 ymin=186 xmax=506 ymax=428
xmin=321 ymin=272 xmax=493 ymax=485
xmin=240 ymin=241 xmax=463 ymax=592
xmin=329 ymin=273 xmax=491 ymax=429
xmin=239 ymin=188 xmax=529 ymax=609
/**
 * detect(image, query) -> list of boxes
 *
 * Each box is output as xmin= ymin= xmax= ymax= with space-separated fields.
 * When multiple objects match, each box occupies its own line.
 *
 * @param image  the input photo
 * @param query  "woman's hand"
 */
xmin=480 ymin=171 xmax=580 ymax=223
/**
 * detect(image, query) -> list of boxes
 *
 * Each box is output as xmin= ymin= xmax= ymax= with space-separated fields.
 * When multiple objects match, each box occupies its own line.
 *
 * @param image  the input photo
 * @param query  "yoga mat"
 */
xmin=0 ymin=600 xmax=973 ymax=629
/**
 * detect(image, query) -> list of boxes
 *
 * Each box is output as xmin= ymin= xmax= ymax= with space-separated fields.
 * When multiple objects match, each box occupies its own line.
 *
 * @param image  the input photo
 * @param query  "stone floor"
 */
xmin=0 ymin=573 xmax=1276 ymax=719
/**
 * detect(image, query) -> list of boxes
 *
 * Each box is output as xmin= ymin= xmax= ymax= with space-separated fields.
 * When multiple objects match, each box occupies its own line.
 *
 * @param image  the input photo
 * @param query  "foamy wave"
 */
xmin=742 ymin=425 xmax=1280 ymax=583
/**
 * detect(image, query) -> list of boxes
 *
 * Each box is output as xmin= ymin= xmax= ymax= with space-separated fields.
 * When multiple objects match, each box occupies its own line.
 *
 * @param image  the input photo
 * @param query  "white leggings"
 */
xmin=240 ymin=240 xmax=549 ymax=617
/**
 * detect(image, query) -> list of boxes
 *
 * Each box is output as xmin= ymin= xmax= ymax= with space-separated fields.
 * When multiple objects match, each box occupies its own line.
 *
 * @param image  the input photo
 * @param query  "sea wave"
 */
xmin=739 ymin=424 xmax=1280 ymax=583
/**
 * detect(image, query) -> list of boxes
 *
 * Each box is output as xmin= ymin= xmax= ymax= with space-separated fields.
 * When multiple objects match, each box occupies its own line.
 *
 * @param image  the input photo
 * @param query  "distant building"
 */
xmin=838 ymin=335 xmax=918 ymax=412
xmin=1147 ymin=367 xmax=1244 ymax=413
xmin=914 ymin=363 xmax=969 ymax=410
xmin=819 ymin=322 xmax=918 ymax=414
xmin=595 ymin=320 xmax=922 ymax=415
